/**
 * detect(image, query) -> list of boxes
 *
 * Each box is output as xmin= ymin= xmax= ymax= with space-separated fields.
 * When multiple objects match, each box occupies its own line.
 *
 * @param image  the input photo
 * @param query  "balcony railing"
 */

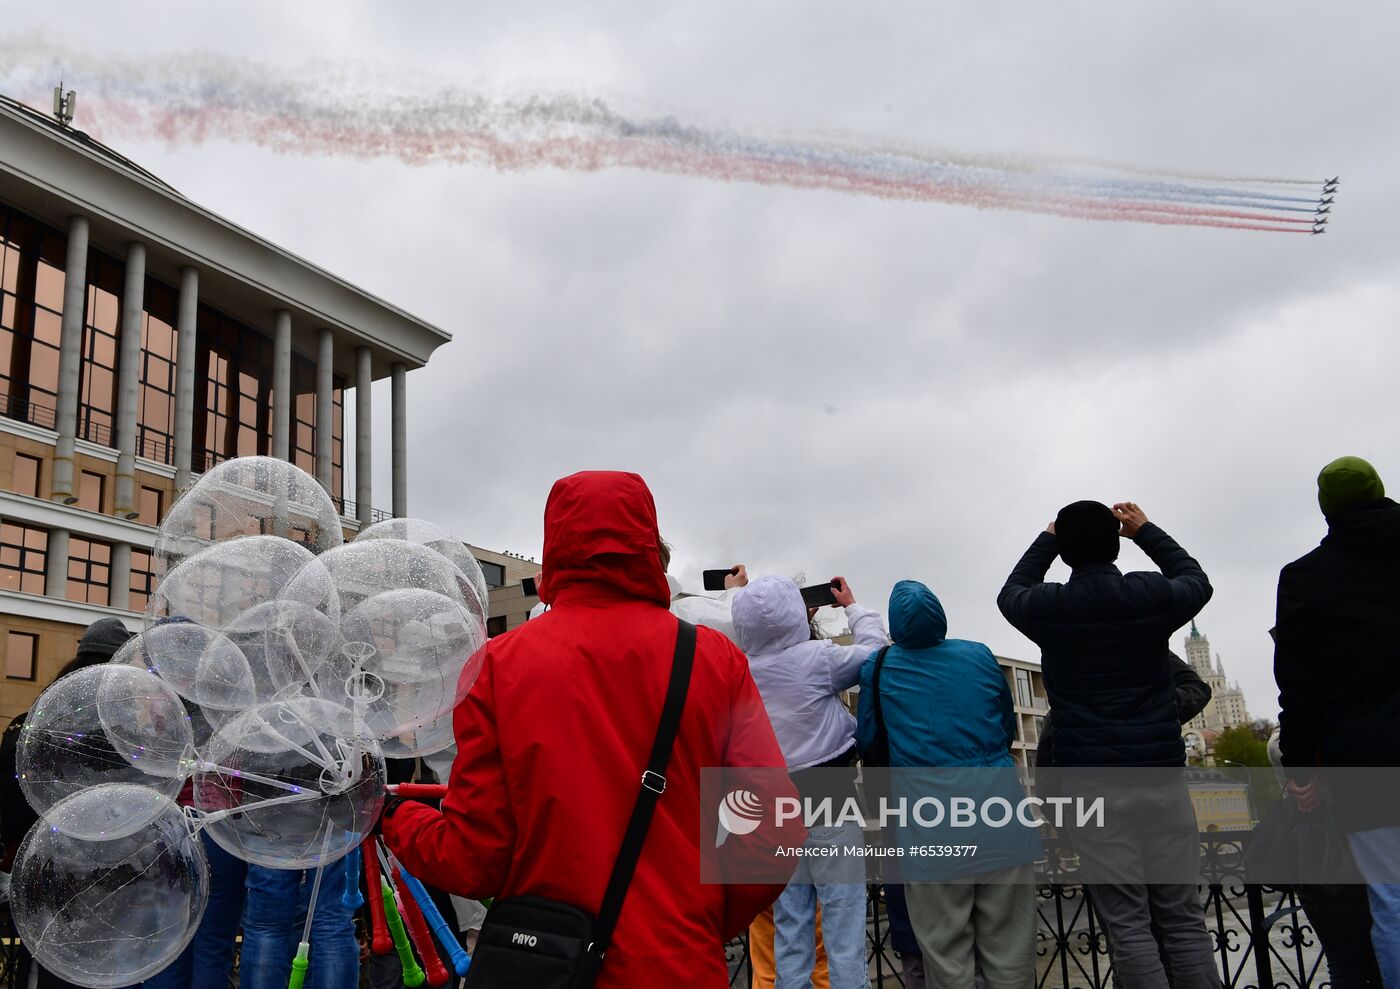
xmin=1 ymin=398 xmax=391 ymax=524
xmin=0 ymin=390 xmax=57 ymax=431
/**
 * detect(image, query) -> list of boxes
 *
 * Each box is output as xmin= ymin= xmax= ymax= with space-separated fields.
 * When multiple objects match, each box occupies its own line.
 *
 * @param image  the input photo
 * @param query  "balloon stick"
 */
xmin=364 ymin=839 xmax=392 ymax=955
xmin=380 ymin=876 xmax=425 ymax=988
xmin=389 ymin=857 xmax=449 ymax=986
xmin=398 ymin=864 xmax=472 ymax=977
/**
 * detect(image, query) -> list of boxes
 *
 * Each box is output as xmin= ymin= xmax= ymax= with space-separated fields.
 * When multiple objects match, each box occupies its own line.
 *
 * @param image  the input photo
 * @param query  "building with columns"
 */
xmin=0 ymin=92 xmax=451 ymax=724
xmin=1181 ymin=620 xmax=1251 ymax=735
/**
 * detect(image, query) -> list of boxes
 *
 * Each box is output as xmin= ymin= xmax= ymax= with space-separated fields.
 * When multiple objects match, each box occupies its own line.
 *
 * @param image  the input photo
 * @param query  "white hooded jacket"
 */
xmin=731 ymin=575 xmax=890 ymax=770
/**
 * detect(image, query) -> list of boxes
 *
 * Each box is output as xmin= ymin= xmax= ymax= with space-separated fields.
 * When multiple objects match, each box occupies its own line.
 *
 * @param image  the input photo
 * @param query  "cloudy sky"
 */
xmin=6 ymin=2 xmax=1397 ymax=718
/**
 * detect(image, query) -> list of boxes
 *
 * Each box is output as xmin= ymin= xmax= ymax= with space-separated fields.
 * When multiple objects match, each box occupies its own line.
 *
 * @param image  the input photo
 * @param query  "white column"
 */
xmin=391 ymin=363 xmax=407 ymax=518
xmin=109 ymin=541 xmax=132 ymax=611
xmin=45 ymin=528 xmax=70 ymax=598
xmin=114 ymin=242 xmax=146 ymax=516
xmin=52 ymin=216 xmax=90 ymax=504
xmin=315 ymin=328 xmax=333 ymax=493
xmin=271 ymin=310 xmax=291 ymax=461
xmin=172 ymin=267 xmax=199 ymax=489
xmin=355 ymin=346 xmax=372 ymax=525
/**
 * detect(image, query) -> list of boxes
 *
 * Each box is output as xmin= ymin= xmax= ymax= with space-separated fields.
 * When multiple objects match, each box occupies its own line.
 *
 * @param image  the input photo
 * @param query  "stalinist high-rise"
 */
xmin=1182 ymin=621 xmax=1251 ymax=732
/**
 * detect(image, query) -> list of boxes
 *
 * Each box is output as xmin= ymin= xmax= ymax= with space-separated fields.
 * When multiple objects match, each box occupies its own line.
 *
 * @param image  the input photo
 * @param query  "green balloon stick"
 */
xmin=381 ymin=878 xmax=425 ymax=988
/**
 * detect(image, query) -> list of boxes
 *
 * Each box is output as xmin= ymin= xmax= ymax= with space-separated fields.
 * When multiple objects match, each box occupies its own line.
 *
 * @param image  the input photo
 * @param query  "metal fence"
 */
xmin=0 ymin=835 xmax=1339 ymax=989
xmin=723 ymin=834 xmax=1336 ymax=989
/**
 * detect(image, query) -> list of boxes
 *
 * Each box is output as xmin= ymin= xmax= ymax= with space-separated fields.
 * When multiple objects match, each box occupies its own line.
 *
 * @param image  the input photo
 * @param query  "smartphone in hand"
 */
xmin=521 ymin=576 xmax=537 ymax=597
xmin=799 ymin=580 xmax=840 ymax=609
xmin=702 ymin=568 xmax=737 ymax=592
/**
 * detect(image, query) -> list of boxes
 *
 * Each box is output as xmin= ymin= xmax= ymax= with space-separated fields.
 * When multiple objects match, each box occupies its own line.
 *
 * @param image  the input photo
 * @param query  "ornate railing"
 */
xmin=724 ymin=833 xmax=1337 ymax=989
xmin=2 ymin=833 xmax=1338 ymax=989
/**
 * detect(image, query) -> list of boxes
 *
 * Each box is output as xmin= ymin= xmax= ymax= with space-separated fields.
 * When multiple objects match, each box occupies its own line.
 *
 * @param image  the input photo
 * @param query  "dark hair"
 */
xmin=1055 ymin=500 xmax=1120 ymax=568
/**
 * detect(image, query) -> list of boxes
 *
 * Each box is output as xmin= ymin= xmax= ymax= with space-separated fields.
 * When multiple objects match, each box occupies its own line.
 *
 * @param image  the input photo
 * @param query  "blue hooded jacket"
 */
xmin=856 ymin=580 xmax=1040 ymax=878
xmin=856 ymin=581 xmax=1016 ymax=768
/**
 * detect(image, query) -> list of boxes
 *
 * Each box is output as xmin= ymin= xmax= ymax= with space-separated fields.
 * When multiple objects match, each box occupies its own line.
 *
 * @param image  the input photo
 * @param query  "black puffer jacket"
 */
xmin=1275 ymin=498 xmax=1400 ymax=828
xmin=1035 ymin=650 xmax=1212 ymax=768
xmin=999 ymin=523 xmax=1212 ymax=767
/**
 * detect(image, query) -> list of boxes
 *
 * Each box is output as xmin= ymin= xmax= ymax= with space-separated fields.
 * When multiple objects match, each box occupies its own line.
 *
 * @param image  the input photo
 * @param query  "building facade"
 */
xmin=0 ymin=92 xmax=451 ymax=725
xmin=1181 ymin=620 xmax=1251 ymax=735
xmin=469 ymin=544 xmax=541 ymax=637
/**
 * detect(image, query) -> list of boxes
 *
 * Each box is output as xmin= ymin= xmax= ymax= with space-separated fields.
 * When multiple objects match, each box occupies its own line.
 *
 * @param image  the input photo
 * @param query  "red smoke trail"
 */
xmin=68 ymin=96 xmax=1315 ymax=234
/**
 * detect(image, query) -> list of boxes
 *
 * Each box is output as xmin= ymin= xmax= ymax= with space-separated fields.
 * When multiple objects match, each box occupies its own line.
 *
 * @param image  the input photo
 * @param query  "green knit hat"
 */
xmin=1317 ymin=456 xmax=1385 ymax=517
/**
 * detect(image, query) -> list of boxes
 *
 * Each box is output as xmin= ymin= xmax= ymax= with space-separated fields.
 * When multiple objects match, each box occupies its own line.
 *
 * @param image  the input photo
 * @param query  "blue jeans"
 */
xmin=1348 ymin=826 xmax=1400 ymax=989
xmin=143 ymin=832 xmax=248 ymax=988
xmin=773 ymin=822 xmax=868 ymax=989
xmin=240 ymin=863 xmax=359 ymax=989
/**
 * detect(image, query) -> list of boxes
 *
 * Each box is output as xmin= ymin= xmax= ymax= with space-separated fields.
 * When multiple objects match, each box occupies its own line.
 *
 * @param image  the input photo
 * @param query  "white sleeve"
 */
xmin=825 ymin=605 xmax=890 ymax=692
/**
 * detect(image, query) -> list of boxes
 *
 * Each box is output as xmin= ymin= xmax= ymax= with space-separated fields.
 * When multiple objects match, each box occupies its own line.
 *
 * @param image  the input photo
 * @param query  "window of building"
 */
xmin=137 ymin=485 xmax=163 ymax=526
xmin=487 ymin=615 xmax=508 ymax=638
xmin=79 ymin=252 xmax=124 ymax=446
xmin=287 ymin=356 xmax=346 ymax=500
xmin=480 ymin=561 xmax=506 ymax=589
xmin=0 ymin=203 xmax=67 ymax=429
xmin=331 ymin=385 xmax=345 ymax=501
xmin=193 ymin=305 xmax=272 ymax=472
xmin=5 ymin=631 xmax=37 ymax=680
xmin=0 ymin=522 xmax=48 ymax=594
xmin=1015 ymin=668 xmax=1033 ymax=709
xmin=11 ymin=452 xmax=41 ymax=497
xmin=77 ymin=470 xmax=105 ymax=513
xmin=129 ymin=547 xmax=156 ymax=613
xmin=136 ymin=277 xmax=179 ymax=464
xmin=67 ymin=537 xmax=111 ymax=606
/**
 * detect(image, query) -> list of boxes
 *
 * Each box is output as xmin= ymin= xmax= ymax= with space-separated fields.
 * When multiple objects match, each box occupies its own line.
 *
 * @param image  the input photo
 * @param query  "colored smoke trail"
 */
xmin=0 ymin=40 xmax=1335 ymax=234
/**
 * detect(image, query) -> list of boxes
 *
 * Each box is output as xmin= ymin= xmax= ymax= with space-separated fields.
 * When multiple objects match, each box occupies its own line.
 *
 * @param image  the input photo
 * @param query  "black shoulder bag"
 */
xmin=463 ymin=619 xmax=697 ymax=989
xmin=863 ymin=646 xmax=893 ymax=768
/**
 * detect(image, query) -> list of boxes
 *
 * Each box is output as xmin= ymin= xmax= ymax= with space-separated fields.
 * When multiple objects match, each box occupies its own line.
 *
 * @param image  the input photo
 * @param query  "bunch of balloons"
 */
xmin=8 ymin=457 xmax=488 ymax=987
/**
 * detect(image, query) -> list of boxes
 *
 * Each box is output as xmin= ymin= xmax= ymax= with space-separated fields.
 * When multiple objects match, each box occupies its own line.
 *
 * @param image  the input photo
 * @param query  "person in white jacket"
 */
xmin=669 ymin=565 xmax=747 ymax=644
xmin=732 ymin=574 xmax=890 ymax=989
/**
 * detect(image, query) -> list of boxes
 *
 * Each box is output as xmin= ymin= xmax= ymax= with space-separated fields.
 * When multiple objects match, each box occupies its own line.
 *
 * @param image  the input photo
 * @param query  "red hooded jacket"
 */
xmin=385 ymin=471 xmax=796 ymax=986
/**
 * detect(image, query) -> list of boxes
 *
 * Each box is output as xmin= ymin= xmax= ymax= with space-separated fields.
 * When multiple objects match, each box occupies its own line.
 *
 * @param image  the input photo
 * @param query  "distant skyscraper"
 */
xmin=1182 ymin=621 xmax=1251 ymax=733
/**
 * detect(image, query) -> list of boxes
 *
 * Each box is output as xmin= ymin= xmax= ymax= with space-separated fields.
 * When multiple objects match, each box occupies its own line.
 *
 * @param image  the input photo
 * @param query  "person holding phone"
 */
xmin=670 ymin=565 xmax=748 ymax=644
xmin=731 ymin=574 xmax=890 ymax=989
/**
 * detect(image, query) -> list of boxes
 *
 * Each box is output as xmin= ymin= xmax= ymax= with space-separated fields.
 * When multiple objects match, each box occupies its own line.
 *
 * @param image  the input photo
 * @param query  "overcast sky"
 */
xmin=6 ymin=2 xmax=1398 ymax=719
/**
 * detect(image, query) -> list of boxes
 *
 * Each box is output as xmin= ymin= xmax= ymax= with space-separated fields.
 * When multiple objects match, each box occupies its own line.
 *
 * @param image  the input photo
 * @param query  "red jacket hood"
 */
xmin=537 ymin=471 xmax=671 ymax=608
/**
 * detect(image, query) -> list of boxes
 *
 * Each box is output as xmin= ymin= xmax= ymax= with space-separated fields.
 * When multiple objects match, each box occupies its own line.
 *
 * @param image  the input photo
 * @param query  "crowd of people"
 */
xmin=1 ymin=457 xmax=1397 ymax=989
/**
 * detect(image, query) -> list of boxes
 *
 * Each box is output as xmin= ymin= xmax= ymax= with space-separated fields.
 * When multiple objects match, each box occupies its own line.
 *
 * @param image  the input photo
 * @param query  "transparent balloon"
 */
xmin=10 ymin=784 xmax=208 ymax=988
xmin=154 ymin=456 xmax=342 ymax=575
xmin=147 ymin=537 xmax=340 ymax=700
xmin=111 ymin=622 xmax=257 ymax=717
xmin=324 ymin=588 xmax=487 ymax=757
xmin=355 ymin=518 xmax=489 ymax=625
xmin=194 ymin=697 xmax=385 ymax=869
xmin=18 ymin=665 xmax=193 ymax=834
xmin=294 ymin=538 xmax=474 ymax=616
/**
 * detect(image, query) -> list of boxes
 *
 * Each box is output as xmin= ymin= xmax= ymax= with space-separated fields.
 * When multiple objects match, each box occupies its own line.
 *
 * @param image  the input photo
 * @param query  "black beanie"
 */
xmin=1055 ymin=501 xmax=1120 ymax=568
xmin=76 ymin=617 xmax=134 ymax=661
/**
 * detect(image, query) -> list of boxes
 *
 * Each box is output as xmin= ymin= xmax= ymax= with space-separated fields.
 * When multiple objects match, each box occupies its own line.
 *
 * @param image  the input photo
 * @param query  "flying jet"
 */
xmin=1311 ymin=226 xmax=1327 ymax=235
xmin=1318 ymin=196 xmax=1335 ymax=206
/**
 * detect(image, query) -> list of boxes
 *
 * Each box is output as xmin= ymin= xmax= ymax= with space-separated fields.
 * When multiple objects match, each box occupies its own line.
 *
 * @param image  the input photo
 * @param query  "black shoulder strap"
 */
xmin=871 ymin=645 xmax=892 ymax=753
xmin=592 ymin=618 xmax=696 ymax=958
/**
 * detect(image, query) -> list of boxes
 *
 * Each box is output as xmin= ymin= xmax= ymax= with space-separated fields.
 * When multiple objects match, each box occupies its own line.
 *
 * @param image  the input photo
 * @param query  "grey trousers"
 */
xmin=903 ymin=863 xmax=1037 ymax=989
xmin=1069 ymin=780 xmax=1218 ymax=989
